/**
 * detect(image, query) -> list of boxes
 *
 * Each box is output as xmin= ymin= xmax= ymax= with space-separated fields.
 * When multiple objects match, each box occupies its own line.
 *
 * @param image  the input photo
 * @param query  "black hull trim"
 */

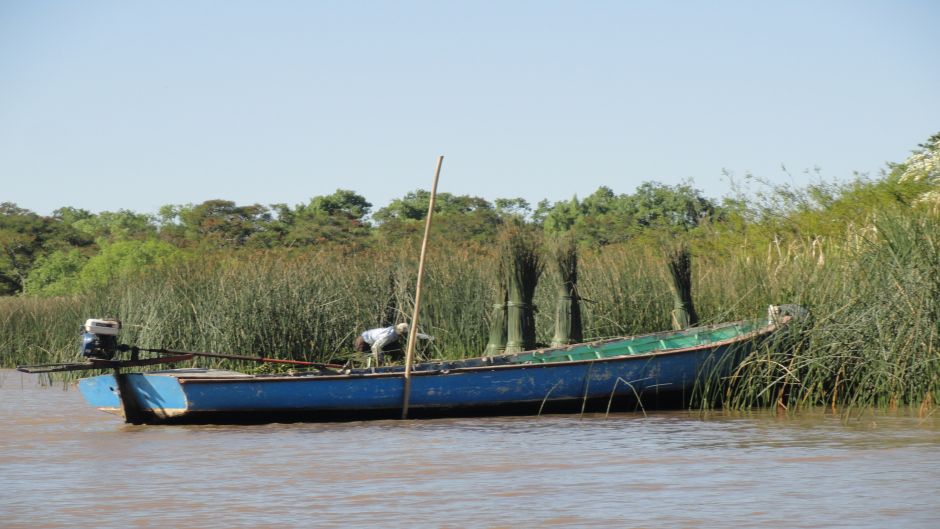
xmin=135 ymin=392 xmax=692 ymax=425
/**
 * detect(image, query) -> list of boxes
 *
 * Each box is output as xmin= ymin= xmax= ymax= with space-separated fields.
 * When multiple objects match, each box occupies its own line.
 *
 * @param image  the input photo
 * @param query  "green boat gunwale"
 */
xmin=172 ymin=316 xmax=789 ymax=385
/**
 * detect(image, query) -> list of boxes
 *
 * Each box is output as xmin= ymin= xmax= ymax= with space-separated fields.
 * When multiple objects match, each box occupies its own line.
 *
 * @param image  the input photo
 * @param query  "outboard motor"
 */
xmin=79 ymin=319 xmax=122 ymax=360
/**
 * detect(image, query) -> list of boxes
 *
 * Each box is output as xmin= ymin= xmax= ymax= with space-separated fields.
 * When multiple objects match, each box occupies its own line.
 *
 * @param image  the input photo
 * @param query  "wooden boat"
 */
xmin=75 ymin=307 xmax=798 ymax=424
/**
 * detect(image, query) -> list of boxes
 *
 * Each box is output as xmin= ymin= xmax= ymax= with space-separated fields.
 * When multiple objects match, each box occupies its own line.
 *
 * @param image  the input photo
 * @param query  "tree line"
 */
xmin=1 ymin=182 xmax=729 ymax=296
xmin=3 ymin=130 xmax=938 ymax=298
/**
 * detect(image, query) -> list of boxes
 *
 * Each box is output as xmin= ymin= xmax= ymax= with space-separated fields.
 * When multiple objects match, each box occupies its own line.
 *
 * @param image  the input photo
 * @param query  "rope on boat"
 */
xmin=606 ymin=377 xmax=649 ymax=419
xmin=537 ymin=380 xmax=564 ymax=417
xmin=579 ymin=361 xmax=595 ymax=419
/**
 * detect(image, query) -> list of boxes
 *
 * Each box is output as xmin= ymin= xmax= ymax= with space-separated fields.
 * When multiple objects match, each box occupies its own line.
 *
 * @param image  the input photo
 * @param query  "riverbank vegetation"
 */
xmin=2 ymin=133 xmax=938 ymax=411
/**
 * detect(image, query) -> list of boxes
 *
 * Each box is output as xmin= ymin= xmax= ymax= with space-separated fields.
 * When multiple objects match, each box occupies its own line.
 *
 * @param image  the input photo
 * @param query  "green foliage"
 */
xmin=540 ymin=183 xmax=722 ymax=245
xmin=283 ymin=189 xmax=372 ymax=247
xmin=71 ymin=209 xmax=157 ymax=244
xmin=306 ymin=189 xmax=372 ymax=218
xmin=49 ymin=207 xmax=97 ymax=248
xmin=373 ymin=190 xmax=503 ymax=242
xmin=0 ymin=203 xmax=51 ymax=295
xmin=493 ymin=197 xmax=531 ymax=220
xmin=24 ymin=249 xmax=89 ymax=296
xmin=631 ymin=181 xmax=720 ymax=229
xmin=75 ymin=239 xmax=183 ymax=292
xmin=162 ymin=199 xmax=273 ymax=247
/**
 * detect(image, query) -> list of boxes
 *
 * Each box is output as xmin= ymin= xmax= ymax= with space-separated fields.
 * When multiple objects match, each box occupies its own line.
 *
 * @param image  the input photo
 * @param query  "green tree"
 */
xmin=284 ymin=190 xmax=373 ymax=246
xmin=542 ymin=196 xmax=581 ymax=233
xmin=23 ymin=249 xmax=89 ymax=296
xmin=49 ymin=207 xmax=97 ymax=248
xmin=374 ymin=190 xmax=502 ymax=241
xmin=161 ymin=200 xmax=273 ymax=247
xmin=494 ymin=198 xmax=531 ymax=220
xmin=541 ymin=183 xmax=722 ymax=245
xmin=75 ymin=239 xmax=182 ymax=291
xmin=530 ymin=199 xmax=553 ymax=226
xmin=0 ymin=203 xmax=47 ymax=294
xmin=627 ymin=181 xmax=718 ymax=230
xmin=71 ymin=209 xmax=157 ymax=244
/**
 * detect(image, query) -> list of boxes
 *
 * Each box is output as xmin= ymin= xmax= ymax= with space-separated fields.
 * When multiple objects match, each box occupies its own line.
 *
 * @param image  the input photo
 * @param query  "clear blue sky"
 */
xmin=2 ymin=1 xmax=938 ymax=216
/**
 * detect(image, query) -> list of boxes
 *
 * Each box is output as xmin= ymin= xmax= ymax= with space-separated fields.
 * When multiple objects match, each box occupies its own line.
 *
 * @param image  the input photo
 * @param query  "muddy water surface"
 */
xmin=2 ymin=369 xmax=939 ymax=528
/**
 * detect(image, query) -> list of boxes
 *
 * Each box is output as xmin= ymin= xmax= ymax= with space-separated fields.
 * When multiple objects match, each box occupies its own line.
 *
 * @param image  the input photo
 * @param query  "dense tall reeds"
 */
xmin=2 ymin=209 xmax=938 ymax=411
xmin=1 ymin=245 xmax=494 ymax=368
xmin=699 ymin=210 xmax=940 ymax=412
xmin=0 ymin=296 xmax=86 ymax=367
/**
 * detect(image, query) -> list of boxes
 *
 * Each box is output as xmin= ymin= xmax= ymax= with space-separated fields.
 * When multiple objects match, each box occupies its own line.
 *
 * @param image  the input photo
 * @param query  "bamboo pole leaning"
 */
xmin=401 ymin=155 xmax=443 ymax=419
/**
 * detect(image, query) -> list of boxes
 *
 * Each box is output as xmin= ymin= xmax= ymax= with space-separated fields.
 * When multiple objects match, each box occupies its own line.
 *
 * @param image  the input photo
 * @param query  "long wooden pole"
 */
xmin=138 ymin=347 xmax=341 ymax=369
xmin=401 ymin=155 xmax=443 ymax=419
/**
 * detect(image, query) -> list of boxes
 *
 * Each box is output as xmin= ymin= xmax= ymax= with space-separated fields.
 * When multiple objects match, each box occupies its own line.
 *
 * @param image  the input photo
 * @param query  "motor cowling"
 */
xmin=79 ymin=319 xmax=122 ymax=360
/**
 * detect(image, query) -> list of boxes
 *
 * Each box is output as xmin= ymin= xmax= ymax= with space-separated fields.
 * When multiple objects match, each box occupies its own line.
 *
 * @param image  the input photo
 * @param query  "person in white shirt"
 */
xmin=353 ymin=323 xmax=434 ymax=367
xmin=354 ymin=323 xmax=409 ymax=367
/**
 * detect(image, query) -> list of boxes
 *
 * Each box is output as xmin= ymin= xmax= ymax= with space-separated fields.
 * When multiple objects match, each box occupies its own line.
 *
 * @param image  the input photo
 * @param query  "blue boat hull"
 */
xmin=78 ymin=333 xmax=764 ymax=424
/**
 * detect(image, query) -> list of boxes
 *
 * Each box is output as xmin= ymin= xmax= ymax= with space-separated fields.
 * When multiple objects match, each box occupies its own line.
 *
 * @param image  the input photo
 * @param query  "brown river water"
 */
xmin=2 ymin=369 xmax=939 ymax=529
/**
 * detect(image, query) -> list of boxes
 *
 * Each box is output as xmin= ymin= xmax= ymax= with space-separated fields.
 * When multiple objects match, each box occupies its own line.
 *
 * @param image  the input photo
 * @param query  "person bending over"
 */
xmin=354 ymin=323 xmax=409 ymax=367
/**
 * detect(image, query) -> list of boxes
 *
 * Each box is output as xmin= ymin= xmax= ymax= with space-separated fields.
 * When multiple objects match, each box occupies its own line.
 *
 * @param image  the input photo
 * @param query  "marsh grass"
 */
xmin=698 ymin=211 xmax=940 ymax=412
xmin=2 ymin=210 xmax=938 ymax=411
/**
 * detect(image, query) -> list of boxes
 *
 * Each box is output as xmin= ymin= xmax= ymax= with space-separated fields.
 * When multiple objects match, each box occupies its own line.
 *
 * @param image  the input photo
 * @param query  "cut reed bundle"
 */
xmin=550 ymin=235 xmax=583 ymax=346
xmin=502 ymin=226 xmax=543 ymax=353
xmin=665 ymin=242 xmax=698 ymax=330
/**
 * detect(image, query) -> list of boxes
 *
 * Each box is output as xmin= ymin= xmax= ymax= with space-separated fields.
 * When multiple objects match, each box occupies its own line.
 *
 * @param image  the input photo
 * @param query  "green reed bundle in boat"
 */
xmin=503 ymin=226 xmax=543 ymax=353
xmin=550 ymin=236 xmax=583 ymax=347
xmin=484 ymin=260 xmax=509 ymax=356
xmin=666 ymin=242 xmax=698 ymax=330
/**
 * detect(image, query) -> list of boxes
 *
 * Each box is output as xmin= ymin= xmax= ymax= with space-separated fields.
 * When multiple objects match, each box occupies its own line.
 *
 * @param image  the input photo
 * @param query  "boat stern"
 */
xmin=78 ymin=372 xmax=190 ymax=422
xmin=78 ymin=374 xmax=123 ymax=416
